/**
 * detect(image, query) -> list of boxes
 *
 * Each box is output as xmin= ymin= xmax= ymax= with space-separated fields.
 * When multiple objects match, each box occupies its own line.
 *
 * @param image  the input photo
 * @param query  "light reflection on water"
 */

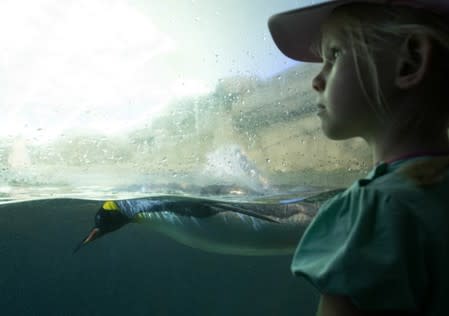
xmin=0 ymin=182 xmax=338 ymax=205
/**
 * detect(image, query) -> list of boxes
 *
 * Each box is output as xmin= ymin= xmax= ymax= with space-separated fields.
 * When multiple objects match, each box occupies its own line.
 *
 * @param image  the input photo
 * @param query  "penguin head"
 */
xmin=73 ymin=201 xmax=130 ymax=253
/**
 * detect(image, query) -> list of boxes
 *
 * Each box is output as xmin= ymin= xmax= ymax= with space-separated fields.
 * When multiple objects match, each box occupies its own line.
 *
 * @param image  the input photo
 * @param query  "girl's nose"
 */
xmin=312 ymin=73 xmax=325 ymax=92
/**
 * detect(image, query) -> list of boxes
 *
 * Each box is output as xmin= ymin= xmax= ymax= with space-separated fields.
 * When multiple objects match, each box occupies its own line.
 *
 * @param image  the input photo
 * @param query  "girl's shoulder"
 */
xmin=350 ymin=155 xmax=449 ymax=191
xmin=318 ymin=156 xmax=449 ymax=227
xmin=343 ymin=155 xmax=449 ymax=201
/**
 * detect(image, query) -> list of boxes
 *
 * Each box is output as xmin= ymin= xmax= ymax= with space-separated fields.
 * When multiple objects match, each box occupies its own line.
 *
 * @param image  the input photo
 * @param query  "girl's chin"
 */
xmin=320 ymin=121 xmax=353 ymax=140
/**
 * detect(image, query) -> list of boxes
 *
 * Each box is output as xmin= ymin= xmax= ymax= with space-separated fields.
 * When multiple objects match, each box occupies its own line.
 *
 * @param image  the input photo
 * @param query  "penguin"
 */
xmin=74 ymin=190 xmax=342 ymax=256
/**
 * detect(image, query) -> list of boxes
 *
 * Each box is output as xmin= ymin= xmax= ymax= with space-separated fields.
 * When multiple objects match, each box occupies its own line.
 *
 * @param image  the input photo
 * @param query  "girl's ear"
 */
xmin=395 ymin=33 xmax=432 ymax=89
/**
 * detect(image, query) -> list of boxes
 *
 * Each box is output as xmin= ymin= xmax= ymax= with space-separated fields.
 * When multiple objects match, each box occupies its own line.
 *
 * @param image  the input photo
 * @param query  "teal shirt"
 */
xmin=291 ymin=156 xmax=449 ymax=314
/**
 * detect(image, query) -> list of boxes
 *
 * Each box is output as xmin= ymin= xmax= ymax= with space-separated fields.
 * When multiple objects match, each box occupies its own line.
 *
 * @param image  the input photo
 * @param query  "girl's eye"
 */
xmin=321 ymin=46 xmax=342 ymax=62
xmin=329 ymin=47 xmax=342 ymax=60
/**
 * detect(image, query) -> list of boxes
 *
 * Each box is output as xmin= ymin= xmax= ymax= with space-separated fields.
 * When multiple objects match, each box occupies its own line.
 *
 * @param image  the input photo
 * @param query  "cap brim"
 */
xmin=268 ymin=0 xmax=353 ymax=62
xmin=269 ymin=0 xmax=449 ymax=62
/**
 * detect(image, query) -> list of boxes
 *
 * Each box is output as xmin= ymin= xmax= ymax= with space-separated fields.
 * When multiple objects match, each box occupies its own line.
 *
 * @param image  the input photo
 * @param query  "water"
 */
xmin=0 ymin=190 xmax=330 ymax=316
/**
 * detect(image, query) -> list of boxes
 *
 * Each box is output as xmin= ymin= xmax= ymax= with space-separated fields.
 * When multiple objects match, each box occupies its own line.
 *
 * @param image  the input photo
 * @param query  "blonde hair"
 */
xmin=316 ymin=4 xmax=449 ymax=128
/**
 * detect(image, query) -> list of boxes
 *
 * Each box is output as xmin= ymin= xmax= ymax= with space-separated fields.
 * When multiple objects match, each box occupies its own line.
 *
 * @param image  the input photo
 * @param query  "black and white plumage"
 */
xmin=74 ymin=189 xmax=343 ymax=255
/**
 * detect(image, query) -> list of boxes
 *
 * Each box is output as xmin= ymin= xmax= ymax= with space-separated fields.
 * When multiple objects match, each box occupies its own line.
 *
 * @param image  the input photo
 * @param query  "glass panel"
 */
xmin=0 ymin=0 xmax=370 ymax=201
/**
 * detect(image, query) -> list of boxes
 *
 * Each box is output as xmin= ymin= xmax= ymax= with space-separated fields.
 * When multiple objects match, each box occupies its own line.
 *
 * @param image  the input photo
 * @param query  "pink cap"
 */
xmin=268 ymin=0 xmax=449 ymax=62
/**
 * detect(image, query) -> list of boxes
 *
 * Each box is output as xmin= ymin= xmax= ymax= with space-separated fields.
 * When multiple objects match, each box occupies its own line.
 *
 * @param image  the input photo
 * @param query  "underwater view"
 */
xmin=0 ymin=191 xmax=333 ymax=316
xmin=1 ymin=186 xmax=346 ymax=315
xmin=0 ymin=0 xmax=371 ymax=315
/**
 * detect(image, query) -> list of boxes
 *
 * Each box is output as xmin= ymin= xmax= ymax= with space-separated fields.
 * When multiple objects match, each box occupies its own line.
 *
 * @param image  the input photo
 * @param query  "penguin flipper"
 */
xmin=210 ymin=203 xmax=280 ymax=223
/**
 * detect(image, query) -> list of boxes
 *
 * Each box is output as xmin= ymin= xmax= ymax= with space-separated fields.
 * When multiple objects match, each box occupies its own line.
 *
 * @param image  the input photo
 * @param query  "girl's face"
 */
xmin=312 ymin=26 xmax=383 ymax=141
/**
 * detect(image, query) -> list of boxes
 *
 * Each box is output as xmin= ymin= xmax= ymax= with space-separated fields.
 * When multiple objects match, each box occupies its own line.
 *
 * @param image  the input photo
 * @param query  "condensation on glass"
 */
xmin=0 ymin=0 xmax=370 ymax=201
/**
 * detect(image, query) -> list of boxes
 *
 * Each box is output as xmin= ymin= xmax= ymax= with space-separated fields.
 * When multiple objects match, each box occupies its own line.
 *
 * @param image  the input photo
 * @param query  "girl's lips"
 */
xmin=317 ymin=104 xmax=326 ymax=115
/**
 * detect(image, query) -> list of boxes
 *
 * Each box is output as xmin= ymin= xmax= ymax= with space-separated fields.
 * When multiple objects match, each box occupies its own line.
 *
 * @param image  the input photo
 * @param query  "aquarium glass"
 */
xmin=0 ymin=0 xmax=370 ymax=201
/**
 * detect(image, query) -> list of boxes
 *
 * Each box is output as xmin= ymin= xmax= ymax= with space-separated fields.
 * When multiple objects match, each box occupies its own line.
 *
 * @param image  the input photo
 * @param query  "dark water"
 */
xmin=0 ymin=198 xmax=319 ymax=316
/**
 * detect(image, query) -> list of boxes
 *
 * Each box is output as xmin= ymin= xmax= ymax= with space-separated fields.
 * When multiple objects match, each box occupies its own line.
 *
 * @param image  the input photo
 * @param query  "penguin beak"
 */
xmin=73 ymin=227 xmax=101 ymax=254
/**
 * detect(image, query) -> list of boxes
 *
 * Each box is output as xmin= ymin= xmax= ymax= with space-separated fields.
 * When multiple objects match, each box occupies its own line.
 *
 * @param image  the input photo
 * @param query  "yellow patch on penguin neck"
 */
xmin=102 ymin=201 xmax=120 ymax=212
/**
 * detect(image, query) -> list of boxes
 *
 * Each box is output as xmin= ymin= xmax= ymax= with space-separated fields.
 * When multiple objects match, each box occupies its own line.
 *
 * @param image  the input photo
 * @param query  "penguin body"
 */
xmin=75 ymin=190 xmax=342 ymax=255
xmin=128 ymin=197 xmax=315 ymax=255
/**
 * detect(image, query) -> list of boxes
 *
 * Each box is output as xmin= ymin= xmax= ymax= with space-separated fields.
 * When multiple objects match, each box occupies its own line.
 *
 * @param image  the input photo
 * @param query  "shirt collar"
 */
xmin=359 ymin=156 xmax=448 ymax=186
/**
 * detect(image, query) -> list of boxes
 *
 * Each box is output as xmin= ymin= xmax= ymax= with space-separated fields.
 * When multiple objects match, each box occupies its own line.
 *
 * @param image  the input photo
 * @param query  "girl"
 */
xmin=269 ymin=1 xmax=449 ymax=315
